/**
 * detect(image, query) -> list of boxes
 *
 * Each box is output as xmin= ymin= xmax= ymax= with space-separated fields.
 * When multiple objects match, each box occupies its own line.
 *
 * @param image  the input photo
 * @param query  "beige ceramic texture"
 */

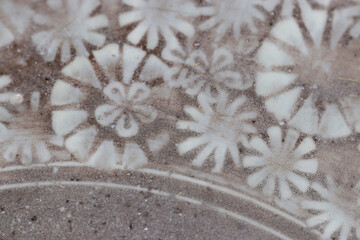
xmin=0 ymin=0 xmax=360 ymax=239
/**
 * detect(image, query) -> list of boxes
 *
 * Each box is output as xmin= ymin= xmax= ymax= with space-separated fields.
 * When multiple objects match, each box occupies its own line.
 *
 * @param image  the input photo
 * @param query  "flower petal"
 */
xmin=217 ymin=71 xmax=248 ymax=90
xmin=293 ymin=159 xmax=318 ymax=174
xmin=128 ymin=82 xmax=150 ymax=102
xmin=294 ymin=137 xmax=316 ymax=157
xmin=249 ymin=137 xmax=272 ymax=156
xmin=122 ymin=142 xmax=148 ymax=169
xmin=3 ymin=143 xmax=19 ymax=162
xmin=133 ymin=105 xmax=157 ymax=123
xmin=263 ymin=175 xmax=276 ymax=196
xmin=103 ymin=81 xmax=126 ymax=104
xmin=279 ymin=177 xmax=292 ymax=199
xmin=21 ymin=143 xmax=32 ymax=165
xmin=243 ymin=156 xmax=266 ymax=168
xmin=185 ymin=50 xmax=208 ymax=72
xmin=287 ymin=172 xmax=309 ymax=193
xmin=177 ymin=135 xmax=208 ymax=154
xmin=116 ymin=113 xmax=139 ymax=137
xmin=95 ymin=104 xmax=122 ymax=126
xmin=267 ymin=126 xmax=282 ymax=152
xmin=192 ymin=142 xmax=216 ymax=167
xmin=212 ymin=48 xmax=233 ymax=71
xmin=213 ymin=143 xmax=227 ymax=172
xmin=247 ymin=167 xmax=269 ymax=188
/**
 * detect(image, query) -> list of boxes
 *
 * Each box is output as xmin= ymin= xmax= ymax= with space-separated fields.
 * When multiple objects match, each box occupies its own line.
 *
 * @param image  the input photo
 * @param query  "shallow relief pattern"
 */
xmin=0 ymin=0 xmax=360 ymax=239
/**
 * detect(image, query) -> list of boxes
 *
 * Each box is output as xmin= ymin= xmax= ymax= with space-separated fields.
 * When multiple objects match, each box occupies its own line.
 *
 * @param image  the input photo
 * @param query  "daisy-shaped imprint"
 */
xmin=0 ymin=75 xmax=53 ymax=165
xmin=95 ymin=81 xmax=156 ymax=137
xmin=256 ymin=1 xmax=360 ymax=138
xmin=243 ymin=126 xmax=318 ymax=199
xmin=50 ymin=44 xmax=163 ymax=170
xmin=164 ymin=47 xmax=252 ymax=96
xmin=177 ymin=91 xmax=257 ymax=172
xmin=32 ymin=0 xmax=108 ymax=62
xmin=0 ymin=0 xmax=33 ymax=48
xmin=302 ymin=175 xmax=360 ymax=240
xmin=199 ymin=0 xmax=279 ymax=42
xmin=119 ymin=0 xmax=199 ymax=51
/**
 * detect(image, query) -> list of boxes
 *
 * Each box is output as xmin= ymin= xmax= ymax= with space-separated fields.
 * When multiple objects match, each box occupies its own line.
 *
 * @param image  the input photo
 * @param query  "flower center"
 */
xmin=218 ymin=0 xmax=253 ymax=22
xmin=209 ymin=114 xmax=239 ymax=141
xmin=296 ymin=45 xmax=360 ymax=101
xmin=267 ymin=149 xmax=296 ymax=173
xmin=332 ymin=188 xmax=360 ymax=220
xmin=145 ymin=0 xmax=179 ymax=23
xmin=7 ymin=113 xmax=46 ymax=142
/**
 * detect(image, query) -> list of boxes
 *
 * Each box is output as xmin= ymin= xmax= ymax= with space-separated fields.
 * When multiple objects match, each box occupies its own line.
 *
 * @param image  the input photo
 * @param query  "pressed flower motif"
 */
xmin=95 ymin=81 xmax=156 ymax=137
xmin=0 ymin=75 xmax=54 ymax=166
xmin=0 ymin=2 xmax=358 ymax=239
xmin=119 ymin=0 xmax=199 ymax=51
xmin=199 ymin=0 xmax=279 ymax=41
xmin=256 ymin=1 xmax=360 ymax=138
xmin=164 ymin=47 xmax=252 ymax=97
xmin=243 ymin=126 xmax=318 ymax=199
xmin=32 ymin=0 xmax=108 ymax=62
xmin=0 ymin=0 xmax=33 ymax=47
xmin=302 ymin=175 xmax=360 ymax=240
xmin=50 ymin=43 xmax=165 ymax=169
xmin=177 ymin=91 xmax=257 ymax=172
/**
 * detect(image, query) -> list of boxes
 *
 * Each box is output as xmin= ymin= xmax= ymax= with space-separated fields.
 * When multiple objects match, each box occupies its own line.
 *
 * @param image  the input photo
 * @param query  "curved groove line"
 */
xmin=0 ymin=181 xmax=293 ymax=240
xmin=0 ymin=163 xmax=304 ymax=227
xmin=0 ymin=162 xmax=88 ymax=172
xmin=139 ymin=169 xmax=306 ymax=227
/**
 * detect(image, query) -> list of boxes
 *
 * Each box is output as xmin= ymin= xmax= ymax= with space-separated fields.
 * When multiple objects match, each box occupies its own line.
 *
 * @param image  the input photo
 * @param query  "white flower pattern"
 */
xmin=177 ymin=91 xmax=257 ymax=172
xmin=32 ymin=0 xmax=108 ymax=62
xmin=302 ymin=175 xmax=360 ymax=240
xmin=50 ymin=43 xmax=159 ymax=169
xmin=256 ymin=1 xmax=360 ymax=138
xmin=95 ymin=81 xmax=156 ymax=137
xmin=243 ymin=126 xmax=318 ymax=199
xmin=0 ymin=75 xmax=54 ymax=165
xmin=0 ymin=0 xmax=33 ymax=47
xmin=199 ymin=0 xmax=279 ymax=41
xmin=119 ymin=0 xmax=199 ymax=51
xmin=164 ymin=47 xmax=252 ymax=96
xmin=0 ymin=1 xmax=358 ymax=239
